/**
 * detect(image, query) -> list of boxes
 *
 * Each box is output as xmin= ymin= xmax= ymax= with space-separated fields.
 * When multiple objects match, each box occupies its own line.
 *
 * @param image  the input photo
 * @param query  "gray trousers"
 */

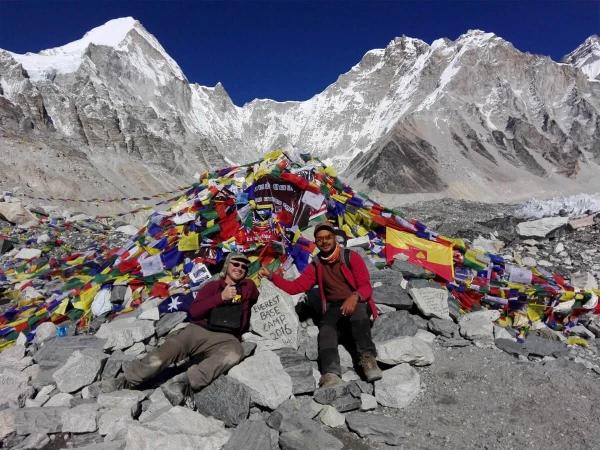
xmin=123 ymin=323 xmax=243 ymax=390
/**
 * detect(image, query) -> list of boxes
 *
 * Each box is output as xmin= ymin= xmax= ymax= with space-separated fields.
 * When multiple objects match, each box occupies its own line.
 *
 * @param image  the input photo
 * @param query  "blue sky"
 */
xmin=1 ymin=1 xmax=598 ymax=105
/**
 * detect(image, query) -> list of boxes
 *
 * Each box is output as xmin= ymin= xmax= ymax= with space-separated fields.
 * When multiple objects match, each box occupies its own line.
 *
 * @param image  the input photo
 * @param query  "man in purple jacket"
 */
xmin=124 ymin=253 xmax=259 ymax=405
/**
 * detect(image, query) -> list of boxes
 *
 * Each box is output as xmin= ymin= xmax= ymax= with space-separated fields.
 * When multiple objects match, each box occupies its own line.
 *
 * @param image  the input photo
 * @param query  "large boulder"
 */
xmin=228 ymin=350 xmax=293 ymax=409
xmin=194 ymin=376 xmax=251 ymax=427
xmin=124 ymin=407 xmax=230 ymax=450
xmin=371 ymin=310 xmax=418 ymax=343
xmin=346 ymin=411 xmax=406 ymax=445
xmin=517 ymin=216 xmax=569 ymax=238
xmin=52 ymin=349 xmax=108 ymax=393
xmin=376 ymin=336 xmax=434 ymax=366
xmin=0 ymin=368 xmax=33 ymax=409
xmin=374 ymin=364 xmax=420 ymax=409
xmin=95 ymin=317 xmax=155 ymax=351
xmin=251 ymin=280 xmax=300 ymax=349
xmin=223 ymin=419 xmax=277 ymax=450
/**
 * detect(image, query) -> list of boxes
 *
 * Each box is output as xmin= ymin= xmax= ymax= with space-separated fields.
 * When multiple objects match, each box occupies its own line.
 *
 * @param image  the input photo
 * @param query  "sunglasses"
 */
xmin=230 ymin=261 xmax=248 ymax=270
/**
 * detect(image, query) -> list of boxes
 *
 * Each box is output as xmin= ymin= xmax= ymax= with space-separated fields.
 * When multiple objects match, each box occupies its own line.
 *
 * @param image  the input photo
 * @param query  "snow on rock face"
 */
xmin=563 ymin=35 xmax=600 ymax=80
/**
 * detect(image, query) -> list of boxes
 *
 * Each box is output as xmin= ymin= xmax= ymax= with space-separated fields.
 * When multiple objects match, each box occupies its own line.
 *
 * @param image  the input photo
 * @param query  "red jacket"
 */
xmin=271 ymin=249 xmax=379 ymax=319
xmin=188 ymin=278 xmax=259 ymax=337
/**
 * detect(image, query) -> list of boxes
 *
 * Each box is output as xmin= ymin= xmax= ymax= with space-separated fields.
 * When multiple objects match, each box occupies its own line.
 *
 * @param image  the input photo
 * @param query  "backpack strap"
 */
xmin=342 ymin=247 xmax=352 ymax=269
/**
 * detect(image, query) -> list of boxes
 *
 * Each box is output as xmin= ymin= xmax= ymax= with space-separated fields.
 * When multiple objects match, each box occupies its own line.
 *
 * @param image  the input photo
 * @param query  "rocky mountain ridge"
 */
xmin=1 ymin=18 xmax=599 ymax=213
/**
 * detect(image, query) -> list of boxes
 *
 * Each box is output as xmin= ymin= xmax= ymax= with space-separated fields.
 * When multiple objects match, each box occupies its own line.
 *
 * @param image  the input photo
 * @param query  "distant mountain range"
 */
xmin=0 ymin=17 xmax=598 ymax=210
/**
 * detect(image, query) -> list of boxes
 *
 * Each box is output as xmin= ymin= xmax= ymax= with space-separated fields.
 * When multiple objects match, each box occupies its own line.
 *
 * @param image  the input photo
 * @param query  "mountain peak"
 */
xmin=6 ymin=17 xmax=142 ymax=81
xmin=563 ymin=34 xmax=600 ymax=80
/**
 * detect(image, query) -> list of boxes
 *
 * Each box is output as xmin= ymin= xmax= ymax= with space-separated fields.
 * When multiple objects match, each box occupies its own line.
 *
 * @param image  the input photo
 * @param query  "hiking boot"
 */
xmin=359 ymin=353 xmax=382 ymax=382
xmin=318 ymin=372 xmax=343 ymax=388
xmin=161 ymin=372 xmax=194 ymax=407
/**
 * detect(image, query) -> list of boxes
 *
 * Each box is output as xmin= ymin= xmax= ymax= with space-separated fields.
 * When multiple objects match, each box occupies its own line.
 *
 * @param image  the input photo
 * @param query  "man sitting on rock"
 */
xmin=124 ymin=253 xmax=259 ymax=405
xmin=259 ymin=223 xmax=382 ymax=387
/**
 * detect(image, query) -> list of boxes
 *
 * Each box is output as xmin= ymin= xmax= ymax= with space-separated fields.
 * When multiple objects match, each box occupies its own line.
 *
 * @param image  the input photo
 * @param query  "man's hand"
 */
xmin=341 ymin=293 xmax=359 ymax=316
xmin=221 ymin=285 xmax=237 ymax=303
xmin=258 ymin=267 xmax=272 ymax=279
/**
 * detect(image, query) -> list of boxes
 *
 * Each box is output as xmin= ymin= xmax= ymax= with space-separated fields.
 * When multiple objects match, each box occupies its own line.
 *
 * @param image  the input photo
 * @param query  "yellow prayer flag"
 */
xmin=178 ymin=232 xmax=200 ymax=252
xmin=73 ymin=285 xmax=100 ymax=311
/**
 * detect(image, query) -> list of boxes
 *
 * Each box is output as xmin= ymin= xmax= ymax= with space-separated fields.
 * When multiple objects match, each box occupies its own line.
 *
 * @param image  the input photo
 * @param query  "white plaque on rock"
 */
xmin=408 ymin=287 xmax=450 ymax=320
xmin=251 ymin=280 xmax=300 ymax=349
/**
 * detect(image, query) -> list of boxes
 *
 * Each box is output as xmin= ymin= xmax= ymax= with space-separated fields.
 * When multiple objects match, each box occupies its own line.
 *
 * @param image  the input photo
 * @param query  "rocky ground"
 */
xmin=0 ymin=199 xmax=599 ymax=449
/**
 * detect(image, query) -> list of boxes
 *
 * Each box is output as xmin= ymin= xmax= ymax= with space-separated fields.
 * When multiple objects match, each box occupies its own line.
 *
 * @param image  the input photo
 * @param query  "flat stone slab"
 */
xmin=275 ymin=348 xmax=316 ymax=395
xmin=371 ymin=310 xmax=418 ymax=343
xmin=517 ymin=216 xmax=569 ymax=238
xmin=495 ymin=335 xmax=568 ymax=358
xmin=346 ymin=411 xmax=406 ymax=445
xmin=53 ymin=349 xmax=108 ymax=393
xmin=313 ymin=381 xmax=361 ymax=405
xmin=371 ymin=268 xmax=413 ymax=308
xmin=409 ymin=284 xmax=450 ymax=319
xmin=61 ymin=403 xmax=99 ymax=433
xmin=125 ymin=406 xmax=230 ymax=450
xmin=194 ymin=375 xmax=250 ymax=427
xmin=459 ymin=310 xmax=501 ymax=347
xmin=228 ymin=350 xmax=293 ymax=410
xmin=428 ymin=317 xmax=459 ymax=338
xmin=374 ymin=364 xmax=420 ymax=409
xmin=9 ymin=407 xmax=68 ymax=435
xmin=96 ymin=317 xmax=155 ymax=351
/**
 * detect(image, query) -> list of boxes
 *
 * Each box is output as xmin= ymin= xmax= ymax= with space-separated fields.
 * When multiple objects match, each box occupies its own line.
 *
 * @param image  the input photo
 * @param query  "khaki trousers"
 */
xmin=124 ymin=323 xmax=243 ymax=390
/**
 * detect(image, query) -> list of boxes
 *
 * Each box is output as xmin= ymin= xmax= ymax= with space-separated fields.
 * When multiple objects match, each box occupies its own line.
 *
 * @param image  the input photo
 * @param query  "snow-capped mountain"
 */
xmin=563 ymin=35 xmax=600 ymax=80
xmin=0 ymin=17 xmax=598 ymax=212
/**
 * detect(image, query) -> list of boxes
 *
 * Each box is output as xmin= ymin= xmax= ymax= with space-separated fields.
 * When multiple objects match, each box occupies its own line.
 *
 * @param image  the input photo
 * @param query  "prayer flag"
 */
xmin=385 ymin=227 xmax=454 ymax=281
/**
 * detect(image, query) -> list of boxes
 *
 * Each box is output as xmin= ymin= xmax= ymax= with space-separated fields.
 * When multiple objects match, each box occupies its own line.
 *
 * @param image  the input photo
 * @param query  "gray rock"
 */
xmin=415 ymin=329 xmax=436 ymax=344
xmin=228 ymin=350 xmax=293 ymax=409
xmin=0 ymin=368 xmax=33 ymax=408
xmin=71 ymin=442 xmax=126 ymax=450
xmin=360 ymin=393 xmax=377 ymax=411
xmin=517 ymin=216 xmax=569 ymax=238
xmin=194 ymin=375 xmax=250 ymax=427
xmin=318 ymin=405 xmax=346 ymax=427
xmin=495 ymin=335 xmax=568 ymax=358
xmin=12 ymin=432 xmax=49 ymax=450
xmin=313 ymin=381 xmax=361 ymax=405
xmin=267 ymin=397 xmax=323 ymax=430
xmin=52 ymin=348 xmax=108 ymax=393
xmin=346 ymin=411 xmax=406 ymax=445
xmin=124 ymin=406 xmax=230 ymax=450
xmin=44 ymin=392 xmax=74 ymax=407
xmin=251 ymin=280 xmax=300 ymax=349
xmin=275 ymin=348 xmax=316 ymax=395
xmin=408 ymin=283 xmax=450 ymax=319
xmin=0 ymin=409 xmax=16 ymax=441
xmin=32 ymin=336 xmax=106 ymax=386
xmin=279 ymin=421 xmax=343 ymax=450
xmin=371 ymin=269 xmax=413 ymax=308
xmin=11 ymin=407 xmax=67 ymax=435
xmin=0 ymin=344 xmax=32 ymax=371
xmin=458 ymin=310 xmax=501 ymax=347
xmin=223 ymin=418 xmax=276 ymax=450
xmin=428 ymin=317 xmax=459 ymax=338
xmin=96 ymin=317 xmax=155 ymax=351
xmin=438 ymin=337 xmax=472 ymax=347
xmin=155 ymin=312 xmax=188 ymax=337
xmin=98 ymin=408 xmax=135 ymax=440
xmin=391 ymin=259 xmax=432 ymax=278
xmin=33 ymin=322 xmax=57 ymax=345
xmin=97 ymin=390 xmax=146 ymax=417
xmin=138 ymin=389 xmax=171 ymax=423
xmin=123 ymin=342 xmax=146 ymax=356
xmin=241 ymin=341 xmax=257 ymax=359
xmin=330 ymin=394 xmax=361 ymax=413
xmin=61 ymin=403 xmax=99 ymax=433
xmin=374 ymin=364 xmax=420 ymax=409
xmin=102 ymin=351 xmax=135 ymax=380
xmin=371 ymin=310 xmax=418 ymax=343
xmin=376 ymin=336 xmax=434 ymax=366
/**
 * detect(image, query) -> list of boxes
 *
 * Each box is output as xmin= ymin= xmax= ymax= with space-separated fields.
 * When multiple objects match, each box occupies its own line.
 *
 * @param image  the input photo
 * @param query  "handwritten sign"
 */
xmin=408 ymin=286 xmax=450 ymax=319
xmin=251 ymin=280 xmax=299 ymax=349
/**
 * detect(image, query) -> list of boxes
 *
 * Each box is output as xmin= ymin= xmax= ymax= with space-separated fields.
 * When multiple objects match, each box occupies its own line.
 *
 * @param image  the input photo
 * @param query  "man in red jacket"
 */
xmin=124 ymin=253 xmax=259 ymax=405
xmin=259 ymin=223 xmax=382 ymax=387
